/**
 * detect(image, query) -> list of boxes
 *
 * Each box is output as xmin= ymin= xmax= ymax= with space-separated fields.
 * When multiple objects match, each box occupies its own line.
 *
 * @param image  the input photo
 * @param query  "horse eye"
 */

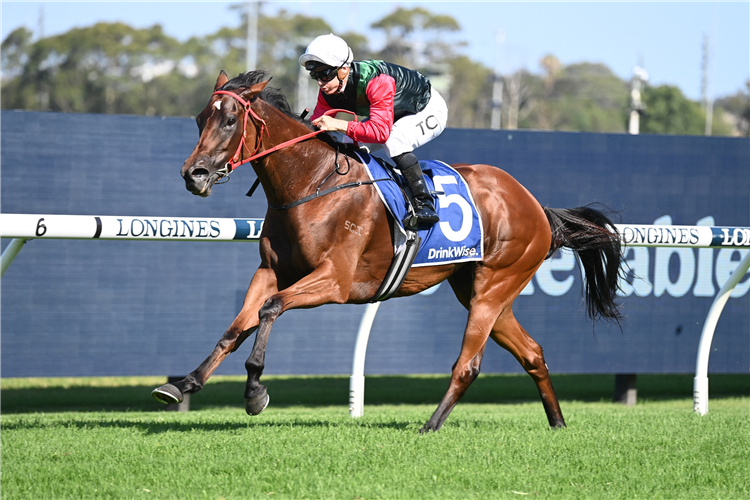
xmin=226 ymin=118 xmax=236 ymax=127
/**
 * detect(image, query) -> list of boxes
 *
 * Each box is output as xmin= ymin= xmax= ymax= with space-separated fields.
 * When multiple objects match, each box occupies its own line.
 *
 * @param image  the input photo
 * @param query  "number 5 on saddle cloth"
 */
xmin=357 ymin=151 xmax=484 ymax=301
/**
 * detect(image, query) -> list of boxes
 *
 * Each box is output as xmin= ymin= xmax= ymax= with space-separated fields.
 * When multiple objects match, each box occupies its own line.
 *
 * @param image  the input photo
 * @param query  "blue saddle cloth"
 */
xmin=355 ymin=151 xmax=484 ymax=267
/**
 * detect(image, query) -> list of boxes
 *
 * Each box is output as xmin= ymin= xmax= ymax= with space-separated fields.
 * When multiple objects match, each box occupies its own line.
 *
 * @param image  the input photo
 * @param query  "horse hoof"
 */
xmin=419 ymin=424 xmax=436 ymax=434
xmin=245 ymin=390 xmax=270 ymax=416
xmin=152 ymin=384 xmax=183 ymax=405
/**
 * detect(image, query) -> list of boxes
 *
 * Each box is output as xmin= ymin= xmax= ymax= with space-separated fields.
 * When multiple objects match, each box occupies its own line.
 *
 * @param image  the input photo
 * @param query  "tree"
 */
xmin=640 ymin=85 xmax=706 ymax=135
xmin=548 ymin=63 xmax=629 ymax=132
xmin=520 ymin=61 xmax=628 ymax=132
xmin=370 ymin=7 xmax=461 ymax=69
xmin=532 ymin=55 xmax=563 ymax=130
xmin=369 ymin=7 xmax=468 ymax=125
xmin=1 ymin=22 xmax=196 ymax=116
xmin=714 ymin=81 xmax=750 ymax=136
xmin=443 ymin=55 xmax=493 ymax=128
xmin=1 ymin=27 xmax=34 ymax=82
xmin=0 ymin=10 xmax=340 ymax=118
xmin=503 ymin=70 xmax=542 ymax=130
xmin=203 ymin=7 xmax=338 ymax=113
xmin=3 ymin=10 xmax=743 ymax=137
xmin=340 ymin=31 xmax=375 ymax=61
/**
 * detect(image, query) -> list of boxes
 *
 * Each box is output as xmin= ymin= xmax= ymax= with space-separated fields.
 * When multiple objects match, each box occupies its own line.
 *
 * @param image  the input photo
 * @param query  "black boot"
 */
xmin=394 ymin=152 xmax=439 ymax=226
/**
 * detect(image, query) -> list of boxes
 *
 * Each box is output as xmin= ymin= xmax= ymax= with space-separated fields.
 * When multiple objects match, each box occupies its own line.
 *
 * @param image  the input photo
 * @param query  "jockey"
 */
xmin=299 ymin=33 xmax=447 ymax=226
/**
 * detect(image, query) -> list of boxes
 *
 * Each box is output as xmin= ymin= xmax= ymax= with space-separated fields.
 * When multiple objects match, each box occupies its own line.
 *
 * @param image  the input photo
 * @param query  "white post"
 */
xmin=349 ymin=301 xmax=381 ymax=417
xmin=693 ymin=250 xmax=750 ymax=415
xmin=628 ymin=66 xmax=648 ymax=135
xmin=1 ymin=238 xmax=29 ymax=277
xmin=245 ymin=1 xmax=258 ymax=71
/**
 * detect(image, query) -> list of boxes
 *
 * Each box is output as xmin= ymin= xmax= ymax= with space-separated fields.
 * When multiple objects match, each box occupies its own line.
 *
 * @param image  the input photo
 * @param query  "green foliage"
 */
xmin=1 ymin=22 xmax=207 ymax=116
xmin=525 ymin=62 xmax=629 ymax=132
xmin=714 ymin=81 xmax=750 ymax=136
xmin=444 ymin=55 xmax=493 ymax=129
xmin=638 ymin=84 xmax=734 ymax=136
xmin=340 ymin=31 xmax=376 ymax=61
xmin=640 ymin=85 xmax=706 ymax=135
xmin=370 ymin=6 xmax=460 ymax=36
xmin=1 ymin=26 xmax=34 ymax=79
xmin=252 ymin=9 xmax=332 ymax=91
xmin=2 ymin=373 xmax=748 ymax=413
xmin=1 ymin=6 xmax=741 ymax=136
xmin=0 ymin=9 xmax=335 ymax=118
xmin=370 ymin=7 xmax=462 ymax=69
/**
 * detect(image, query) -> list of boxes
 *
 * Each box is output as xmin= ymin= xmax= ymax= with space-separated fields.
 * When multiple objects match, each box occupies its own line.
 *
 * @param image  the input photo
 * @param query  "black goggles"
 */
xmin=307 ymin=64 xmax=340 ymax=83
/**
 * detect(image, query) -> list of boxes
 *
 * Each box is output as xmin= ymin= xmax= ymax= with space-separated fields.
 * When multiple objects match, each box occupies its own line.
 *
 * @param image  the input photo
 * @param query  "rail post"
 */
xmin=1 ymin=238 xmax=29 ymax=277
xmin=693 ymin=249 xmax=750 ymax=415
xmin=349 ymin=302 xmax=380 ymax=417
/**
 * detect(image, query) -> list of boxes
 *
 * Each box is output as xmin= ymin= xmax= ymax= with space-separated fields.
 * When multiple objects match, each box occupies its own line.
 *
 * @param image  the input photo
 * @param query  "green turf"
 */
xmin=2 ymin=373 xmax=748 ymax=413
xmin=2 ymin=374 xmax=748 ymax=500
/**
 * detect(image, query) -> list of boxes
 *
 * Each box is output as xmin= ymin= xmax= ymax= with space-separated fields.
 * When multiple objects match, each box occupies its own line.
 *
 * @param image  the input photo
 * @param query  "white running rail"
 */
xmin=2 ymin=214 xmax=749 ymax=416
xmin=350 ymin=223 xmax=750 ymax=417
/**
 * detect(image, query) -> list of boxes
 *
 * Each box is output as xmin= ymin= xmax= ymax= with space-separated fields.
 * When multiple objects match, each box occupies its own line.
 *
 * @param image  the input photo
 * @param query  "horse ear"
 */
xmin=240 ymin=78 xmax=272 ymax=100
xmin=214 ymin=70 xmax=229 ymax=91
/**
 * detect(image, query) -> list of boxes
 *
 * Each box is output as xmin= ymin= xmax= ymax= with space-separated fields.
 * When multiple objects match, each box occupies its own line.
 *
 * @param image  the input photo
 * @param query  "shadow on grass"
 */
xmin=0 ymin=415 xmax=419 ymax=434
xmin=1 ymin=374 xmax=747 ymax=415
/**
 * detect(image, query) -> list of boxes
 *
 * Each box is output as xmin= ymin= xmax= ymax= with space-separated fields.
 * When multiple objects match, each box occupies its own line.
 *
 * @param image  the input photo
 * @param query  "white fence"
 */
xmin=2 ymin=213 xmax=749 ymax=416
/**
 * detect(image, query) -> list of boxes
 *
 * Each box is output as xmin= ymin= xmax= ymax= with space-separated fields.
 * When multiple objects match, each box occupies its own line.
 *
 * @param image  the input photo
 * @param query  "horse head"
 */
xmin=181 ymin=70 xmax=270 ymax=197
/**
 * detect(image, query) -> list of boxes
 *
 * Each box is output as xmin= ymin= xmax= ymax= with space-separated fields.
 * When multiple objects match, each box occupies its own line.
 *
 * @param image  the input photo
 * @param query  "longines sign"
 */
xmin=0 ymin=214 xmax=265 ymax=241
xmin=4 ymin=214 xmax=749 ymax=249
xmin=615 ymin=224 xmax=750 ymax=248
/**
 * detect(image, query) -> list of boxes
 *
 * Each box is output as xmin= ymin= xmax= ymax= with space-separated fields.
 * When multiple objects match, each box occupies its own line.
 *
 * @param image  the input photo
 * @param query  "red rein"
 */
xmin=212 ymin=90 xmax=356 ymax=171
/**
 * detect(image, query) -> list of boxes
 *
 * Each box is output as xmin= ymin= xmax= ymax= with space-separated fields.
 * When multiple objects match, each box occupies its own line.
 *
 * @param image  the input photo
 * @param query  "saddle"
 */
xmin=367 ymin=155 xmax=423 ymax=302
xmin=247 ymin=135 xmax=482 ymax=302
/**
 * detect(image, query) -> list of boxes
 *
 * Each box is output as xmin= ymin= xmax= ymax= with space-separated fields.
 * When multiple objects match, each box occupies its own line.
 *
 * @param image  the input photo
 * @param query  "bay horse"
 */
xmin=153 ymin=70 xmax=623 ymax=432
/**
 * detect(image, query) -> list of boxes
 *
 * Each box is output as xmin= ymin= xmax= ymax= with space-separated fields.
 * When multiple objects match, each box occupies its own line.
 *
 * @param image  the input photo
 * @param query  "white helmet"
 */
xmin=299 ymin=34 xmax=353 ymax=69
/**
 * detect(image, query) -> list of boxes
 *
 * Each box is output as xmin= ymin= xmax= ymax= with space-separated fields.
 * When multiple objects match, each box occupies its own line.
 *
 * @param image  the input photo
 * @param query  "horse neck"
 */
xmin=250 ymin=101 xmax=341 ymax=207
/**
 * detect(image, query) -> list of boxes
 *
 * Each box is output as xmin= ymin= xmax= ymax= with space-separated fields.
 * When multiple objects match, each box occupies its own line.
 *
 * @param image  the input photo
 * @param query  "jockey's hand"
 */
xmin=312 ymin=115 xmax=349 ymax=133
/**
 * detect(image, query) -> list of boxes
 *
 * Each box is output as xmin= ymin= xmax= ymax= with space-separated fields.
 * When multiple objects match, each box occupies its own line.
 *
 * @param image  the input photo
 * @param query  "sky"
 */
xmin=2 ymin=1 xmax=748 ymax=101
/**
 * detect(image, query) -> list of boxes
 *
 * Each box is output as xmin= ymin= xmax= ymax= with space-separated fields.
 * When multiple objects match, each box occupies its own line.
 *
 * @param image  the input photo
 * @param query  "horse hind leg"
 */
xmin=490 ymin=307 xmax=566 ymax=428
xmin=420 ymin=344 xmax=486 ymax=433
xmin=420 ymin=298 xmax=498 ymax=433
xmin=421 ymin=263 xmax=532 ymax=433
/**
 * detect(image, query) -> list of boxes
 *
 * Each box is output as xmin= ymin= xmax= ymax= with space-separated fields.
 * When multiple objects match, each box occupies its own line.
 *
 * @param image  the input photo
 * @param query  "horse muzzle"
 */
xmin=182 ymin=160 xmax=228 ymax=197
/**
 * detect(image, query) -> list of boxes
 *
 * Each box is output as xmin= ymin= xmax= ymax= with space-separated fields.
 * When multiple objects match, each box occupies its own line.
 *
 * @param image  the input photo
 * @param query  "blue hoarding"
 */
xmin=2 ymin=110 xmax=748 ymax=377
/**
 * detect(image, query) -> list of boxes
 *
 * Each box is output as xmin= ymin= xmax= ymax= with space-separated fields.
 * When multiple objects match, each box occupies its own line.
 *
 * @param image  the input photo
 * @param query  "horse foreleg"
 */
xmin=243 ymin=261 xmax=352 ymax=416
xmin=489 ymin=307 xmax=566 ymax=428
xmin=152 ymin=268 xmax=278 ymax=405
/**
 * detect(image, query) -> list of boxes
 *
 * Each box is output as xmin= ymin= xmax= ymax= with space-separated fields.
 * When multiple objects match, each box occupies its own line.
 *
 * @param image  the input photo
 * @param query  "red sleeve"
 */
xmin=310 ymin=91 xmax=333 ymax=120
xmin=346 ymin=74 xmax=395 ymax=144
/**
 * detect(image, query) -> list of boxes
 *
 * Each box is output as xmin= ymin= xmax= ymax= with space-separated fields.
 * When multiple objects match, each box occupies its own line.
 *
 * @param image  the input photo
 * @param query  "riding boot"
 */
xmin=394 ymin=152 xmax=439 ymax=226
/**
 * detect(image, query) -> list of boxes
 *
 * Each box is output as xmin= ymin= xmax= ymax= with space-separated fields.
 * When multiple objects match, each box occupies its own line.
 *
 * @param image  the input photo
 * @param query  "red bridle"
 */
xmin=212 ymin=90 xmax=356 ymax=172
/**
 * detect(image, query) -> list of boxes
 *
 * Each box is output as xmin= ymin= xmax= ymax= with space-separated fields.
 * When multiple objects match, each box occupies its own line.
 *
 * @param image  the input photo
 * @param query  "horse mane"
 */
xmin=221 ymin=70 xmax=314 ymax=130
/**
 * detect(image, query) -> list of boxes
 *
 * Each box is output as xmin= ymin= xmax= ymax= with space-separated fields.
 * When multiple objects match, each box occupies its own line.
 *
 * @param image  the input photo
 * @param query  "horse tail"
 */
xmin=544 ymin=205 xmax=624 ymax=325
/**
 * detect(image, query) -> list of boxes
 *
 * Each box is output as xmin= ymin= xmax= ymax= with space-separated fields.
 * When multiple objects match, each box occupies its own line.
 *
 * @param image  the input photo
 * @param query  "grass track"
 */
xmin=2 ymin=374 xmax=749 ymax=500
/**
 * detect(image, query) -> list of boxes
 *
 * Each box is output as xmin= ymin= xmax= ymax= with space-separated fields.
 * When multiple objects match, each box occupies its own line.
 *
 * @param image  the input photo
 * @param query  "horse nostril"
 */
xmin=190 ymin=167 xmax=210 ymax=181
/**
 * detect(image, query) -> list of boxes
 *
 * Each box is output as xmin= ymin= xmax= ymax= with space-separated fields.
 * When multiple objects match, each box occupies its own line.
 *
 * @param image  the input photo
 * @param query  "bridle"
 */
xmin=209 ymin=88 xmax=389 ymax=211
xmin=211 ymin=89 xmax=352 ymax=178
